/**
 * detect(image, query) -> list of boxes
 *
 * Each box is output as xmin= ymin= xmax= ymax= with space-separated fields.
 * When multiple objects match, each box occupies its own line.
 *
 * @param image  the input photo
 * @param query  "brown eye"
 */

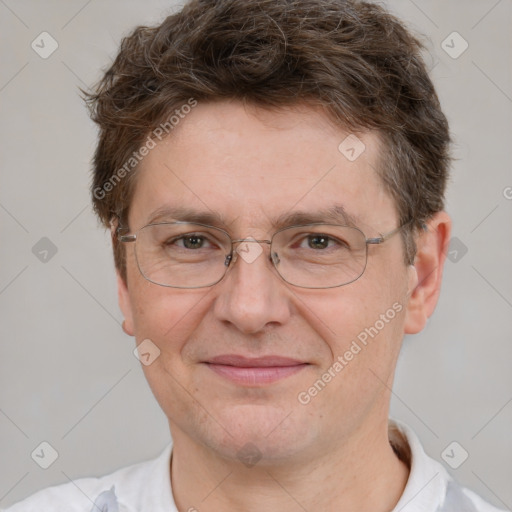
xmin=166 ymin=233 xmax=214 ymax=250
xmin=182 ymin=235 xmax=205 ymax=249
xmin=306 ymin=235 xmax=330 ymax=250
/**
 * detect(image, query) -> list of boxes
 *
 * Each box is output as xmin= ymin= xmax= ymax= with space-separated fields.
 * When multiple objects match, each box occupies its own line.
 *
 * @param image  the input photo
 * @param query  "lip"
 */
xmin=204 ymin=355 xmax=309 ymax=386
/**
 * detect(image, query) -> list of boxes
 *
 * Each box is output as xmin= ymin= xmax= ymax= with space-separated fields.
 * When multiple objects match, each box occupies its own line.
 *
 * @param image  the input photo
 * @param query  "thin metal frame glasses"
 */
xmin=118 ymin=221 xmax=407 ymax=289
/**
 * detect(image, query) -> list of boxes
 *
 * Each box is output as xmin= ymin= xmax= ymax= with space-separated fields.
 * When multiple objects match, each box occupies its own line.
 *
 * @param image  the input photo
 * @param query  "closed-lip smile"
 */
xmin=204 ymin=355 xmax=309 ymax=385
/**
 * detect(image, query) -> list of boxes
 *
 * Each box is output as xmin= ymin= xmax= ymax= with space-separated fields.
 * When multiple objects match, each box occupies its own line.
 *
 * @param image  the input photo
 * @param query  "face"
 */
xmin=119 ymin=101 xmax=420 ymax=463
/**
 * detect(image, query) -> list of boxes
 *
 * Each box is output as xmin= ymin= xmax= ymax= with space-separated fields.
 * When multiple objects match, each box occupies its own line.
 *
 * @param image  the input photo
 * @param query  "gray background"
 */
xmin=0 ymin=0 xmax=511 ymax=509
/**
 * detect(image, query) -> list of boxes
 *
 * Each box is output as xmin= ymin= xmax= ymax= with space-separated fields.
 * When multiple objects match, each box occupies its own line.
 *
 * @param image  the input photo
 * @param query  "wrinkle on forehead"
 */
xmin=131 ymin=101 xmax=396 ymax=235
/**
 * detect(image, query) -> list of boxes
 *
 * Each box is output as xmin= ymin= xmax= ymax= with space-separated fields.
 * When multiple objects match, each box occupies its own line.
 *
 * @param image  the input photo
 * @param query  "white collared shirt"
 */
xmin=2 ymin=420 xmax=506 ymax=512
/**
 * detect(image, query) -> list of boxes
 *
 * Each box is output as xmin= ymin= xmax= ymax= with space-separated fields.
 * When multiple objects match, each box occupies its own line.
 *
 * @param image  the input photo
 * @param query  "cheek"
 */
xmin=124 ymin=247 xmax=195 ymax=338
xmin=301 ymin=261 xmax=408 ymax=372
xmin=130 ymin=285 xmax=207 ymax=338
xmin=129 ymin=284 xmax=214 ymax=408
xmin=127 ymin=270 xmax=214 ymax=372
xmin=301 ymin=284 xmax=406 ymax=407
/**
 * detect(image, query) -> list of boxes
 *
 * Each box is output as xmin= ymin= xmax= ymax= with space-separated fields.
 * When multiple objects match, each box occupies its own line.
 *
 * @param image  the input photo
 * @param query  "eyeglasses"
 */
xmin=117 ymin=221 xmax=407 ymax=289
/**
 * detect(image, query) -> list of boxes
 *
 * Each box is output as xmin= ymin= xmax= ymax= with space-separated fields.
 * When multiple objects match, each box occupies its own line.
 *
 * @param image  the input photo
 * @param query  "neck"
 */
xmin=170 ymin=420 xmax=410 ymax=512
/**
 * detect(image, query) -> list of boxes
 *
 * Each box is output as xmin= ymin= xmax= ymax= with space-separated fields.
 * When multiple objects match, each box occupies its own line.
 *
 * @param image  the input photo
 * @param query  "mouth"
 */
xmin=204 ymin=355 xmax=309 ymax=386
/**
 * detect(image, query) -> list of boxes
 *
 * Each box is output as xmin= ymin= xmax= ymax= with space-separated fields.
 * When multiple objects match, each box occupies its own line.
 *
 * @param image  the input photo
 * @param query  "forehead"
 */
xmin=129 ymin=101 xmax=396 ymax=233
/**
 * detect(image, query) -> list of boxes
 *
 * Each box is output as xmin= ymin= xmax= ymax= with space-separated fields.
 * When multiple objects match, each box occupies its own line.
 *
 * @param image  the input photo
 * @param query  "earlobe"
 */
xmin=117 ymin=272 xmax=135 ymax=336
xmin=403 ymin=211 xmax=452 ymax=335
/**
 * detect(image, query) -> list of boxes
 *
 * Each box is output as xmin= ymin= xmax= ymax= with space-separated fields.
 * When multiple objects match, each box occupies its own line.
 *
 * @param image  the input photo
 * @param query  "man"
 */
xmin=3 ymin=0 xmax=506 ymax=511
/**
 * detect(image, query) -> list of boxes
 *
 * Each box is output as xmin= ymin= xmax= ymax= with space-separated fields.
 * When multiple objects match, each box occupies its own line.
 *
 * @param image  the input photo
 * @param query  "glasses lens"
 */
xmin=134 ymin=223 xmax=231 ymax=288
xmin=132 ymin=223 xmax=368 ymax=289
xmin=272 ymin=225 xmax=368 ymax=288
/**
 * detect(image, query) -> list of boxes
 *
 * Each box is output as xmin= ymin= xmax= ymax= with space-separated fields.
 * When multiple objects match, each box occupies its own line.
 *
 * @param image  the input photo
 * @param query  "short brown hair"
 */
xmin=85 ymin=0 xmax=451 ymax=281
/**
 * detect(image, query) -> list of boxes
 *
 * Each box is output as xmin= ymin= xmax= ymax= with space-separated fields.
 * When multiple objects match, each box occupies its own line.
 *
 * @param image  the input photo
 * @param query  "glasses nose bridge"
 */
xmin=231 ymin=237 xmax=272 ymax=246
xmin=226 ymin=237 xmax=274 ymax=268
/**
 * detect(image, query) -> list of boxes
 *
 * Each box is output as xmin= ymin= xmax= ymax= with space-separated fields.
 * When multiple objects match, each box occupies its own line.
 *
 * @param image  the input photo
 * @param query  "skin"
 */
xmin=118 ymin=100 xmax=451 ymax=512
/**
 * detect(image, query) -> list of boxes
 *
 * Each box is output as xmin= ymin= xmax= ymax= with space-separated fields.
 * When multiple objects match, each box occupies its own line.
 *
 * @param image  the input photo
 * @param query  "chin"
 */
xmin=196 ymin=402 xmax=318 ymax=465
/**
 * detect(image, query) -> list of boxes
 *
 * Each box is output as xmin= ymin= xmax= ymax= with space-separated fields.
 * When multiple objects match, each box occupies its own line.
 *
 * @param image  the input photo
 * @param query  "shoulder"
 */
xmin=2 ymin=476 xmax=112 ymax=512
xmin=389 ymin=420 xmax=507 ymax=512
xmin=460 ymin=487 xmax=509 ymax=512
xmin=1 ymin=443 xmax=173 ymax=512
xmin=442 ymin=480 xmax=508 ymax=512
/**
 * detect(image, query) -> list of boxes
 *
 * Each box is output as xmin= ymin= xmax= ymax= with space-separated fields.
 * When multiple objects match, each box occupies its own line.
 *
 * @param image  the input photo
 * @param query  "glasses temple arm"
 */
xmin=366 ymin=219 xmax=418 ymax=245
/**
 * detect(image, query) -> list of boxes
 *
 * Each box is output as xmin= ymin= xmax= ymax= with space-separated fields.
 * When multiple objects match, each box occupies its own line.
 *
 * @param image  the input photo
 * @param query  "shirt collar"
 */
xmin=389 ymin=419 xmax=451 ymax=512
xmin=130 ymin=420 xmax=451 ymax=512
xmin=137 ymin=441 xmax=176 ymax=511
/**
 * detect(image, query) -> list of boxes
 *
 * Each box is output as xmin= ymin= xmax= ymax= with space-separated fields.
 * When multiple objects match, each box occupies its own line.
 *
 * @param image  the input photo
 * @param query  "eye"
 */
xmin=169 ymin=234 xmax=214 ymax=250
xmin=298 ymin=234 xmax=348 ymax=250
xmin=304 ymin=234 xmax=330 ymax=250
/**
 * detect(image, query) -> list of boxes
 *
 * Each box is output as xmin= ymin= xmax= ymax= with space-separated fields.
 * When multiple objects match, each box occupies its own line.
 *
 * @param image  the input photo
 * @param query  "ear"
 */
xmin=118 ymin=272 xmax=135 ymax=336
xmin=404 ymin=211 xmax=452 ymax=334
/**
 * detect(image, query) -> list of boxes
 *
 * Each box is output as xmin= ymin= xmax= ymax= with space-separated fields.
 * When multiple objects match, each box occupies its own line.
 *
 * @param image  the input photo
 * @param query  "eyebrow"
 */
xmin=271 ymin=206 xmax=361 ymax=230
xmin=145 ymin=204 xmax=361 ymax=230
xmin=146 ymin=206 xmax=227 ymax=227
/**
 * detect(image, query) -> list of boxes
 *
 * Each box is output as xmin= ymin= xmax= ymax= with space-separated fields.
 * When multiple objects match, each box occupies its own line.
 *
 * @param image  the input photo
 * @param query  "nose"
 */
xmin=212 ymin=240 xmax=291 ymax=334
